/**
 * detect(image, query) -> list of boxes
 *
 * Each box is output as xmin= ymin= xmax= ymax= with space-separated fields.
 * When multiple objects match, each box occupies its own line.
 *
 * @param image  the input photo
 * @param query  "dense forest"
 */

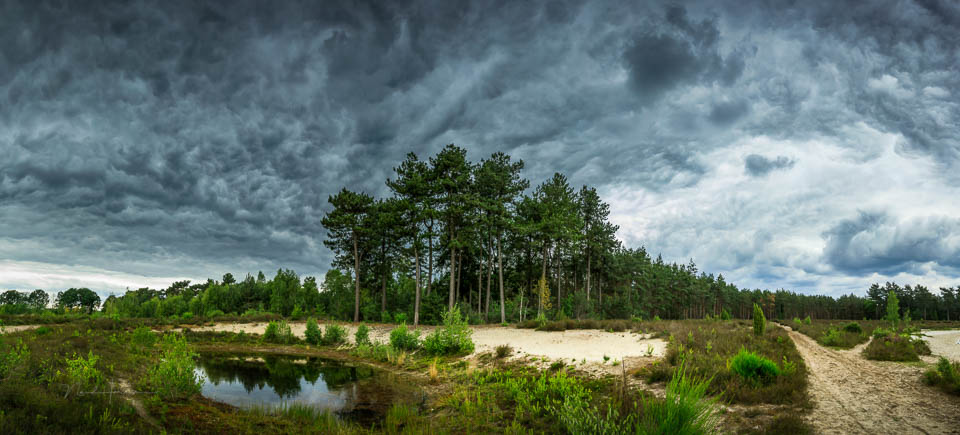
xmin=3 ymin=145 xmax=959 ymax=324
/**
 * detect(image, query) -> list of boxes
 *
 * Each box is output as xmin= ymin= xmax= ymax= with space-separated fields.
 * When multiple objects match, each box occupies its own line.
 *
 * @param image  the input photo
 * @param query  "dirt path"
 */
xmin=785 ymin=327 xmax=960 ymax=434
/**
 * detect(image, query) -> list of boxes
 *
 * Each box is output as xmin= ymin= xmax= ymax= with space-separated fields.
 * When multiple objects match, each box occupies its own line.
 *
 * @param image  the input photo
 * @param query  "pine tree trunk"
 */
xmin=449 ymin=244 xmax=456 ymax=310
xmin=414 ymin=244 xmax=421 ymax=326
xmin=486 ymin=234 xmax=493 ymax=320
xmin=427 ymin=219 xmax=434 ymax=296
xmin=353 ymin=233 xmax=360 ymax=323
xmin=498 ymin=233 xmax=506 ymax=324
xmin=456 ymin=250 xmax=463 ymax=303
xmin=586 ymin=251 xmax=591 ymax=302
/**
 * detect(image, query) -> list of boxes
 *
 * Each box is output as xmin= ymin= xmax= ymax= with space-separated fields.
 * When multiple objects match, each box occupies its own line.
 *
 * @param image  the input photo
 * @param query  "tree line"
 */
xmin=3 ymin=146 xmax=960 ymax=323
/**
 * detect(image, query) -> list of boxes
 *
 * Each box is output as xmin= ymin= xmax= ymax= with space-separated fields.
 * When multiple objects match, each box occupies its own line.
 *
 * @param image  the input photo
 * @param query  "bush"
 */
xmin=64 ymin=351 xmax=106 ymax=390
xmin=728 ymin=348 xmax=780 ymax=385
xmin=863 ymin=333 xmax=922 ymax=361
xmin=181 ymin=311 xmax=194 ymax=320
xmin=752 ymin=304 xmax=766 ymax=336
xmin=205 ymin=309 xmax=225 ymax=318
xmin=355 ymin=323 xmax=371 ymax=346
xmin=923 ymin=357 xmax=960 ymax=395
xmin=394 ymin=313 xmax=408 ymax=324
xmin=130 ymin=326 xmax=156 ymax=348
xmin=843 ymin=322 xmax=863 ymax=334
xmin=422 ymin=306 xmax=475 ymax=356
xmin=495 ymin=344 xmax=512 ymax=359
xmin=148 ymin=334 xmax=203 ymax=400
xmin=803 ymin=316 xmax=811 ymax=325
xmin=389 ymin=323 xmax=420 ymax=351
xmin=321 ymin=324 xmax=348 ymax=346
xmin=263 ymin=320 xmax=295 ymax=344
xmin=720 ymin=309 xmax=731 ymax=321
xmin=818 ymin=328 xmax=843 ymax=347
xmin=304 ymin=318 xmax=321 ymax=345
xmin=0 ymin=338 xmax=28 ymax=379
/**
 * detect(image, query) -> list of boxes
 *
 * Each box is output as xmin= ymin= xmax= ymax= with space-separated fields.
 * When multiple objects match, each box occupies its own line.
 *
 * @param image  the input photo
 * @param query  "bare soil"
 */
xmin=922 ymin=329 xmax=960 ymax=362
xmin=784 ymin=326 xmax=960 ymax=434
xmin=178 ymin=322 xmax=667 ymax=364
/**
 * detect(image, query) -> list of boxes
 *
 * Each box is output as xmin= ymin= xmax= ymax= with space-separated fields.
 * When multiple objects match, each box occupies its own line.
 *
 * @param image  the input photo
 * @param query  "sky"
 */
xmin=1 ymin=0 xmax=959 ymax=300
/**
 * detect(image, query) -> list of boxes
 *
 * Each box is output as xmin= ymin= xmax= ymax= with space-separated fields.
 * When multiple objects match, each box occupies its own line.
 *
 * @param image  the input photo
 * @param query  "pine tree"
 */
xmin=322 ymin=188 xmax=374 ymax=322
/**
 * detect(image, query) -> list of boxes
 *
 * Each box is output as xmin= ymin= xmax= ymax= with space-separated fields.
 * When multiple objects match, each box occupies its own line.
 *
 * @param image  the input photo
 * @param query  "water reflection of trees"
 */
xmin=197 ymin=354 xmax=374 ymax=398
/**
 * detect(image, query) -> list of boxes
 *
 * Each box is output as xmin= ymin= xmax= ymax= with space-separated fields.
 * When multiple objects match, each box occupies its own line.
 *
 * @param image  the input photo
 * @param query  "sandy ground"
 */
xmin=922 ymin=329 xmax=960 ymax=361
xmin=784 ymin=326 xmax=960 ymax=434
xmin=178 ymin=322 xmax=667 ymax=363
xmin=0 ymin=325 xmax=41 ymax=334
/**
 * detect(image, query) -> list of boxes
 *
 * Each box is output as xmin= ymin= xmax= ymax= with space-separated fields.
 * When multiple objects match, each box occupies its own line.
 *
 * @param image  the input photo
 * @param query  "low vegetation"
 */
xmin=862 ymin=332 xmax=931 ymax=362
xmin=923 ymin=357 xmax=960 ymax=396
xmin=638 ymin=319 xmax=809 ymax=408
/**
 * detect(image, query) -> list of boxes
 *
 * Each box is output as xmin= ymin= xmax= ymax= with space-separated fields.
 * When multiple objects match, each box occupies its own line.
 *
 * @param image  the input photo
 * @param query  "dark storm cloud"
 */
xmin=0 ymin=0 xmax=958 ymax=296
xmin=743 ymin=155 xmax=795 ymax=177
xmin=822 ymin=211 xmax=960 ymax=276
xmin=622 ymin=4 xmax=745 ymax=104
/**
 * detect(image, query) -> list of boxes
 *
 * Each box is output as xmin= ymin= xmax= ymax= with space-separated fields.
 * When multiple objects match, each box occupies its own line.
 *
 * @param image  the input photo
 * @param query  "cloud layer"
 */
xmin=1 ymin=0 xmax=958 ymax=298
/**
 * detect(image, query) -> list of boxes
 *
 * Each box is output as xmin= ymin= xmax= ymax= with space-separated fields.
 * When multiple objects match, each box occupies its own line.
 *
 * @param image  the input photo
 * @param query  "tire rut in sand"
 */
xmin=784 ymin=326 xmax=960 ymax=434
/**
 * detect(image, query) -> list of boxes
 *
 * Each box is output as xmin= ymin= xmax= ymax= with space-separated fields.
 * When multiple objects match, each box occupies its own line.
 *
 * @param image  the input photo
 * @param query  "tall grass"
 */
xmin=923 ymin=357 xmax=960 ymax=395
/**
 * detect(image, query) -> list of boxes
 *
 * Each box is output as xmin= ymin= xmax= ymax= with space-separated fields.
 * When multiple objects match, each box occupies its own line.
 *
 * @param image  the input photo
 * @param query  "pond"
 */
xmin=195 ymin=352 xmax=421 ymax=423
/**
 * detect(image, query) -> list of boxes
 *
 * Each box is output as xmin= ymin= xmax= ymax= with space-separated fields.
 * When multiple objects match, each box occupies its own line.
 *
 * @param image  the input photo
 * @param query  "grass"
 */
xmin=517 ymin=318 xmax=632 ymax=332
xmin=0 ymin=316 xmax=825 ymax=434
xmin=862 ymin=332 xmax=931 ymax=362
xmin=923 ymin=357 xmax=960 ymax=395
xmin=637 ymin=319 xmax=809 ymax=407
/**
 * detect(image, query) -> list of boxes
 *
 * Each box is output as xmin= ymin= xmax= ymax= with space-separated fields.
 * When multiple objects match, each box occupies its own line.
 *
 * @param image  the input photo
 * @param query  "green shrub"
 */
xmin=843 ymin=322 xmax=863 ymax=334
xmin=263 ymin=320 xmax=295 ymax=344
xmin=0 ymin=338 xmax=28 ymax=379
xmin=728 ymin=348 xmax=780 ymax=385
xmin=752 ymin=304 xmax=766 ymax=336
xmin=803 ymin=316 xmax=811 ymax=325
xmin=818 ymin=328 xmax=843 ymax=347
xmin=923 ymin=357 xmax=960 ymax=395
xmin=638 ymin=363 xmax=720 ymax=434
xmin=321 ymin=324 xmax=347 ymax=346
xmin=355 ymin=323 xmax=371 ymax=346
xmin=290 ymin=305 xmax=303 ymax=320
xmin=389 ymin=323 xmax=420 ymax=351
xmin=148 ymin=334 xmax=203 ymax=400
xmin=793 ymin=317 xmax=802 ymax=326
xmin=34 ymin=326 xmax=51 ymax=335
xmin=304 ymin=318 xmax=321 ymax=345
xmin=130 ymin=326 xmax=156 ymax=348
xmin=720 ymin=309 xmax=731 ymax=321
xmin=205 ymin=309 xmax=225 ymax=318
xmin=863 ymin=333 xmax=921 ymax=361
xmin=181 ymin=311 xmax=194 ymax=320
xmin=422 ymin=306 xmax=475 ymax=356
xmin=394 ymin=313 xmax=408 ymax=324
xmin=64 ymin=351 xmax=106 ymax=390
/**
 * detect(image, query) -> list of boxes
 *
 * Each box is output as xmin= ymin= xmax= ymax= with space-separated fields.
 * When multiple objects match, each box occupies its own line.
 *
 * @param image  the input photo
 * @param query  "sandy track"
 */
xmin=179 ymin=322 xmax=667 ymax=363
xmin=785 ymin=327 xmax=960 ymax=434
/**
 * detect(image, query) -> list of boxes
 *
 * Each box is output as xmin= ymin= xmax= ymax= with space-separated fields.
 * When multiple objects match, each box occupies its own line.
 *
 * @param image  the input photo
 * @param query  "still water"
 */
xmin=195 ymin=352 xmax=417 ymax=421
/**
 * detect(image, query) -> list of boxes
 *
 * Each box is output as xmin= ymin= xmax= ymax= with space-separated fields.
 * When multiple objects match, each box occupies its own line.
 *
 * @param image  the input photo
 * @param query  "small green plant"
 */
xmin=863 ymin=333 xmax=926 ymax=362
xmin=495 ymin=344 xmax=512 ymax=359
xmin=653 ymin=315 xmax=661 ymax=321
xmin=422 ymin=305 xmax=474 ymax=356
xmin=803 ymin=316 xmax=811 ymax=325
xmin=394 ymin=313 xmax=408 ymax=324
xmin=843 ymin=322 xmax=863 ymax=334
xmin=389 ymin=323 xmax=420 ymax=351
xmin=304 ymin=318 xmax=321 ymax=345
xmin=752 ymin=304 xmax=766 ymax=336
xmin=148 ymin=334 xmax=203 ymax=399
xmin=321 ymin=324 xmax=347 ymax=346
xmin=64 ymin=351 xmax=106 ymax=390
xmin=0 ymin=338 xmax=28 ymax=379
xmin=720 ymin=309 xmax=731 ymax=321
xmin=728 ymin=348 xmax=780 ymax=385
xmin=130 ymin=326 xmax=156 ymax=348
xmin=290 ymin=305 xmax=303 ymax=320
xmin=819 ymin=328 xmax=843 ymax=347
xmin=355 ymin=323 xmax=371 ymax=346
xmin=923 ymin=357 xmax=960 ymax=395
xmin=263 ymin=320 xmax=295 ymax=344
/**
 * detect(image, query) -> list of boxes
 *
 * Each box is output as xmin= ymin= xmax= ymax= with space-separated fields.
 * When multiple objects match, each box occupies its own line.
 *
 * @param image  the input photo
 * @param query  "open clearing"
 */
xmin=922 ymin=329 xmax=960 ymax=361
xmin=176 ymin=322 xmax=667 ymax=363
xmin=785 ymin=326 xmax=960 ymax=434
